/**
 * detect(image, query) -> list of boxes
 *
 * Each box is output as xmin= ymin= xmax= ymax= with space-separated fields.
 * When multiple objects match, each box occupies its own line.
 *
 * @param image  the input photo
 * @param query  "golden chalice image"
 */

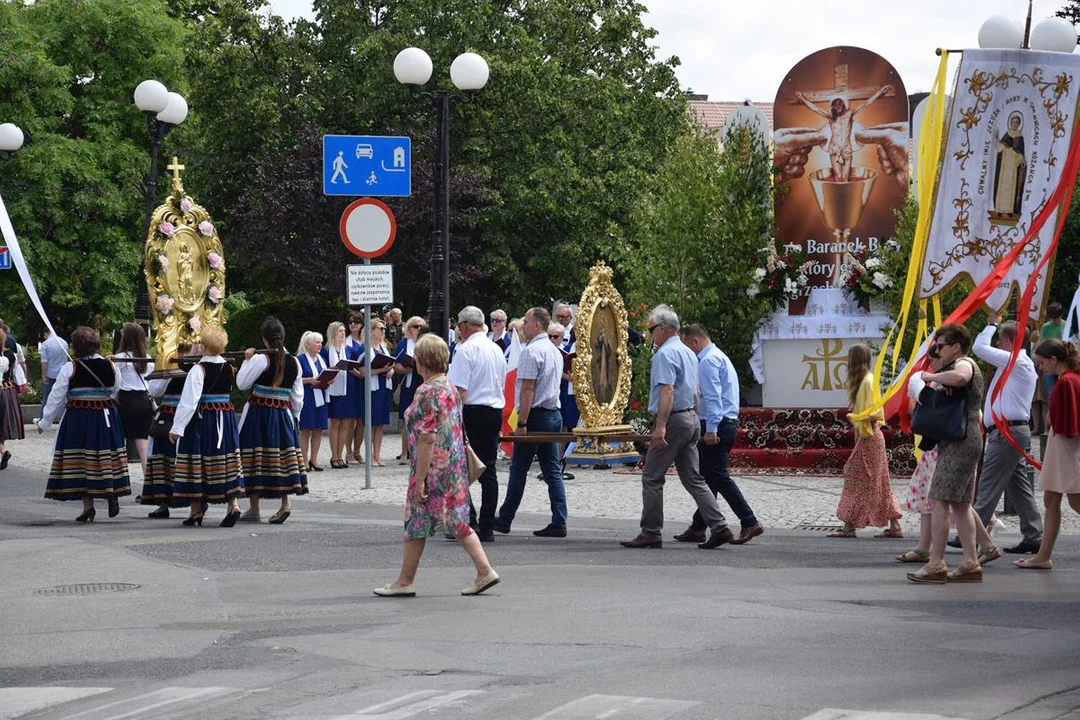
xmin=809 ymin=166 xmax=877 ymax=241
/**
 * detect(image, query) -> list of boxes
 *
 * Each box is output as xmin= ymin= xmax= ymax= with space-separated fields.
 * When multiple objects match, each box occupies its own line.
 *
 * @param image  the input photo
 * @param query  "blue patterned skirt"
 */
xmin=45 ymin=391 xmax=130 ymax=501
xmin=172 ymin=395 xmax=244 ymax=504
xmin=239 ymin=386 xmax=308 ymax=498
xmin=141 ymin=395 xmax=178 ymax=506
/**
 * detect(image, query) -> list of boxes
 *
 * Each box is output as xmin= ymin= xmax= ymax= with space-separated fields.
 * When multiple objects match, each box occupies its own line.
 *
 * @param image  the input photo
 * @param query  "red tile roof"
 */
xmin=689 ymin=100 xmax=775 ymax=131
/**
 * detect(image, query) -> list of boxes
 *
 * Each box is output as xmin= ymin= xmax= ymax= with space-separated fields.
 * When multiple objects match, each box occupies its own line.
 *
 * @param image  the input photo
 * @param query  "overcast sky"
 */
xmin=267 ymin=0 xmax=1071 ymax=100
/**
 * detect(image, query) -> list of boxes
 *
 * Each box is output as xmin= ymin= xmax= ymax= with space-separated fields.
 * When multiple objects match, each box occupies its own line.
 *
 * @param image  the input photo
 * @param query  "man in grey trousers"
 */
xmin=620 ymin=305 xmax=733 ymax=550
xmin=957 ymin=312 xmax=1043 ymax=555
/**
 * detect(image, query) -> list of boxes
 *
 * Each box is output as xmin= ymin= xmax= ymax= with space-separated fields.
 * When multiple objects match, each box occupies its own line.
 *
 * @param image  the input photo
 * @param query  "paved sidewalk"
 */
xmin=11 ymin=428 xmax=1078 ymax=536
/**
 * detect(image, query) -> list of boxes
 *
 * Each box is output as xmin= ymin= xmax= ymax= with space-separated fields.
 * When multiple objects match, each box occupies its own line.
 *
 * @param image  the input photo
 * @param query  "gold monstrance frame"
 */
xmin=144 ymin=157 xmax=226 ymax=368
xmin=567 ymin=261 xmax=638 ymax=464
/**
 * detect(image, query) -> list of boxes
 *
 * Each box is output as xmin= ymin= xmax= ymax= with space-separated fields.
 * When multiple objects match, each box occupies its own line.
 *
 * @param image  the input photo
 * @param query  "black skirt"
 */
xmin=116 ymin=390 xmax=154 ymax=439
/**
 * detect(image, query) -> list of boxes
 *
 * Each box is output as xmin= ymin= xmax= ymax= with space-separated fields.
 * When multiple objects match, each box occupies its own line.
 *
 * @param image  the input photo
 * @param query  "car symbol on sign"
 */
xmin=355 ymin=144 xmax=374 ymax=159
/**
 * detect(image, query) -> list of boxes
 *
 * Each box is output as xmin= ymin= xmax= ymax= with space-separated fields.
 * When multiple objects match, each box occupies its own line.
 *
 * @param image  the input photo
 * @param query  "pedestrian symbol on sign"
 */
xmin=331 ymin=151 xmax=350 ymax=185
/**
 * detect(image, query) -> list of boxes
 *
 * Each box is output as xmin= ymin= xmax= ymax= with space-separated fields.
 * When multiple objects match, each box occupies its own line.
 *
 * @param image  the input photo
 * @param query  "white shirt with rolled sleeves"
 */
xmin=235 ymin=353 xmax=305 ymax=430
xmin=972 ymin=324 xmax=1037 ymax=427
xmin=448 ymin=331 xmax=507 ymax=408
xmin=516 ymin=334 xmax=562 ymax=411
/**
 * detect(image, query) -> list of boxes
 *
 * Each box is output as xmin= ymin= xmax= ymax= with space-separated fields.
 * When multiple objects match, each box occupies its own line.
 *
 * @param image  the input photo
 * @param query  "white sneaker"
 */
xmin=989 ymin=517 xmax=1008 ymax=536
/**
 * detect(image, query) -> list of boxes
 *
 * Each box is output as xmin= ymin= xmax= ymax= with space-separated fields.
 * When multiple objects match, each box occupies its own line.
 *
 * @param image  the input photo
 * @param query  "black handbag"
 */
xmin=911 ymin=383 xmax=968 ymax=443
xmin=148 ymin=409 xmax=173 ymax=441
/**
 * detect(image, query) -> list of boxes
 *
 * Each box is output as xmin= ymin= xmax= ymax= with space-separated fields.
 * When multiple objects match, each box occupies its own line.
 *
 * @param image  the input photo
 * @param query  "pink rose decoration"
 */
xmin=207 ymin=252 xmax=223 ymax=269
xmin=189 ymin=316 xmax=201 ymax=332
xmin=155 ymin=295 xmax=174 ymax=315
xmin=198 ymin=221 xmax=215 ymax=237
xmin=157 ymin=254 xmax=168 ymax=270
xmin=180 ymin=197 xmax=193 ymax=214
xmin=208 ymin=286 xmax=222 ymax=304
xmin=159 ymin=221 xmax=176 ymax=237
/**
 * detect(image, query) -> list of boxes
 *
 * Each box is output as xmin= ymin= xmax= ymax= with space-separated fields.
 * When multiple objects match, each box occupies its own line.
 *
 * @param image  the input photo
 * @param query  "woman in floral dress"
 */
xmin=374 ymin=333 xmax=499 ymax=598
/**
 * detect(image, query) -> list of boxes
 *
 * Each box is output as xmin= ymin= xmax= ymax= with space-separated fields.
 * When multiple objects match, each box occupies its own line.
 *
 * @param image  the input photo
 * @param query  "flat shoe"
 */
xmin=268 ymin=508 xmax=291 ymax=525
xmin=874 ymin=528 xmax=904 ymax=539
xmin=698 ymin=527 xmax=735 ymax=549
xmin=461 ymin=570 xmax=500 ymax=596
xmin=373 ymin=584 xmax=416 ymax=597
xmin=672 ymin=528 xmax=706 ymax=543
xmin=1014 ymin=558 xmax=1053 ymax=570
xmin=730 ymin=523 xmax=764 ymax=545
xmin=620 ymin=534 xmax=662 ymax=549
xmin=826 ymin=530 xmax=857 ymax=538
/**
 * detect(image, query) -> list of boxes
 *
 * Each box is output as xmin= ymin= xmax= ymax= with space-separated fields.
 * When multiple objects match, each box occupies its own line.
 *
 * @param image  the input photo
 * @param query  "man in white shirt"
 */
xmin=963 ymin=313 xmax=1043 ymax=555
xmin=448 ymin=306 xmax=508 ymax=542
xmin=494 ymin=307 xmax=568 ymax=538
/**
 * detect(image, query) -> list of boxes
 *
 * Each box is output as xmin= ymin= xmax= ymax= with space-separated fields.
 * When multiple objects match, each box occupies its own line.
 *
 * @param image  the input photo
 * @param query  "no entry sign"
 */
xmin=339 ymin=198 xmax=396 ymax=258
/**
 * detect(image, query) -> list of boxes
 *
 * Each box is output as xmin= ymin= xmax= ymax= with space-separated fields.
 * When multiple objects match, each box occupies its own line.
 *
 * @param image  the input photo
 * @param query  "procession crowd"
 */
xmin=6 ymin=297 xmax=1080 ymax=594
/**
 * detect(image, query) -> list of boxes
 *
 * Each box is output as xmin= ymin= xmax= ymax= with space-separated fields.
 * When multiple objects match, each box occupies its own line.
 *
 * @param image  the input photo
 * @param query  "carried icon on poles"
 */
xmin=323 ymin=135 xmax=411 ymax=197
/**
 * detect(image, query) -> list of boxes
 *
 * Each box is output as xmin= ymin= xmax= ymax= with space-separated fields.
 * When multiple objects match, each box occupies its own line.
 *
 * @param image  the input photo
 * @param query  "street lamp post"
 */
xmin=394 ymin=48 xmax=489 ymax=341
xmin=132 ymin=80 xmax=188 ymax=329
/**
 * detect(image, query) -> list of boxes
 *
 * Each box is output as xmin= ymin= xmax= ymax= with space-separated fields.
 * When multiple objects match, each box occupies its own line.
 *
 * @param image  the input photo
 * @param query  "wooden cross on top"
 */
xmin=167 ymin=156 xmax=185 ymax=193
xmin=788 ymin=64 xmax=894 ymax=104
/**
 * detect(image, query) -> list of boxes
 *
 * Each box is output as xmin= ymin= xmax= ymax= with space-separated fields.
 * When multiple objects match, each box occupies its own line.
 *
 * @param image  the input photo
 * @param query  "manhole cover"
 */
xmin=792 ymin=524 xmax=845 ymax=532
xmin=35 ymin=583 xmax=140 ymax=596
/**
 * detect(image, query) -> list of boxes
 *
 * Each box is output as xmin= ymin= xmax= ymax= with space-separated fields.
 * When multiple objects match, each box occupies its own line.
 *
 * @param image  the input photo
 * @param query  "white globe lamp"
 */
xmin=156 ymin=92 xmax=188 ymax=126
xmin=978 ymin=15 xmax=1024 ymax=49
xmin=450 ymin=52 xmax=489 ymax=91
xmin=394 ymin=47 xmax=433 ymax=86
xmin=134 ymin=80 xmax=170 ymax=114
xmin=0 ymin=123 xmax=24 ymax=152
xmin=1030 ymin=17 xmax=1078 ymax=53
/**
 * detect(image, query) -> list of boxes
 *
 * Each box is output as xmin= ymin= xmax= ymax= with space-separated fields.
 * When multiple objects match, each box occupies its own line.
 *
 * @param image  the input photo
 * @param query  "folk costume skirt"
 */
xmin=141 ymin=396 xmax=178 ymax=506
xmin=0 ymin=381 xmax=24 ymax=441
xmin=44 ymin=392 xmax=130 ymax=501
xmin=239 ymin=386 xmax=308 ymax=498
xmin=172 ymin=395 xmax=245 ymax=505
xmin=837 ymin=427 xmax=901 ymax=528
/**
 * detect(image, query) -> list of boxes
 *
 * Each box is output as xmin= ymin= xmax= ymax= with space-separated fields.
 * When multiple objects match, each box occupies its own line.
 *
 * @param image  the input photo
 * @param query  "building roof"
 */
xmin=689 ymin=98 xmax=775 ymax=131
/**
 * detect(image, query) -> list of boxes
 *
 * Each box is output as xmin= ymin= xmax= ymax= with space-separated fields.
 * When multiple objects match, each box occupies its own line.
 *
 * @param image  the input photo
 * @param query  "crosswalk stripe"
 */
xmin=61 ymin=687 xmax=240 ymax=720
xmin=335 ymin=690 xmax=485 ymax=719
xmin=800 ymin=711 xmax=973 ymax=720
xmin=530 ymin=694 xmax=699 ymax=719
xmin=0 ymin=687 xmax=113 ymax=719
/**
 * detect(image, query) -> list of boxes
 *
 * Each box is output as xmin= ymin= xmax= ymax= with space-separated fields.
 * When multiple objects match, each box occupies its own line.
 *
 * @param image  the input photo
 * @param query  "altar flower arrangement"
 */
xmin=207 ymin=251 xmax=223 ymax=269
xmin=842 ymin=250 xmax=894 ymax=309
xmin=745 ymin=239 xmax=812 ymax=310
xmin=180 ymin=197 xmax=193 ymax=214
xmin=156 ymin=254 xmax=168 ymax=272
xmin=207 ymin=286 xmax=223 ymax=304
xmin=198 ymin=221 xmax=215 ymax=237
xmin=158 ymin=221 xmax=176 ymax=237
xmin=189 ymin=316 xmax=201 ymax=333
xmin=155 ymin=294 xmax=174 ymax=315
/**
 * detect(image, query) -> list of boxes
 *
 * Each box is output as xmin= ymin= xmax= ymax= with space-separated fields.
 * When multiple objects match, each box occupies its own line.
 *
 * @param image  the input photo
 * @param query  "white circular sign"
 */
xmin=339 ymin=198 xmax=397 ymax=258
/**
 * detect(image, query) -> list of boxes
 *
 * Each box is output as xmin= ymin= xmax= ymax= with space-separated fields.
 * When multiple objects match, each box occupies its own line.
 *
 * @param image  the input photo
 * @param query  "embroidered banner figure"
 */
xmin=920 ymin=49 xmax=1080 ymax=317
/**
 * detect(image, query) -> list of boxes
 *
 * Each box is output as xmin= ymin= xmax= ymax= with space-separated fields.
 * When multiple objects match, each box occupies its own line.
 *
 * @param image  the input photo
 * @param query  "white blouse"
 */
xmin=113 ymin=351 xmax=155 ymax=391
xmin=325 ymin=343 xmax=349 ymax=396
xmin=36 ymin=355 xmax=120 ymax=430
xmin=236 ymin=353 xmax=304 ymax=430
xmin=172 ymin=356 xmax=228 ymax=442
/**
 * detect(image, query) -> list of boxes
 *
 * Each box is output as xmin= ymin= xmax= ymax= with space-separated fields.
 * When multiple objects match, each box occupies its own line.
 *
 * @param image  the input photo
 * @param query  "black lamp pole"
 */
xmin=426 ymin=90 xmax=453 ymax=341
xmin=134 ymin=114 xmax=173 ymax=329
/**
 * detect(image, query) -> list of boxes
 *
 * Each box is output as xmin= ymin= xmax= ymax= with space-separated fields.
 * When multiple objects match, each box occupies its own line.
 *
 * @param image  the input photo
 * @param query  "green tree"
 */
xmin=626 ymin=117 xmax=774 ymax=390
xmin=0 ymin=0 xmax=186 ymax=337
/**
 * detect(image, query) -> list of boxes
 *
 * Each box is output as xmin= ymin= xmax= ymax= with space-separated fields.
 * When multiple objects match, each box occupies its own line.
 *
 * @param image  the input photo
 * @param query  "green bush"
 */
xmin=224 ymin=296 xmax=351 ymax=352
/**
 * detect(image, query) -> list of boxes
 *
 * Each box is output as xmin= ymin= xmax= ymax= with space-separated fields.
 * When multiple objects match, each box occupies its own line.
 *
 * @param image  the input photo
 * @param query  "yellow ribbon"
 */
xmin=853 ymin=51 xmax=950 ymax=423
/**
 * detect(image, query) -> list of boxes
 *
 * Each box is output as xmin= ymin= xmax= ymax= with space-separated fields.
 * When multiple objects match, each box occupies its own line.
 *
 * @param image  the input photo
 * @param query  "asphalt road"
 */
xmin=1 ymin=466 xmax=1079 ymax=720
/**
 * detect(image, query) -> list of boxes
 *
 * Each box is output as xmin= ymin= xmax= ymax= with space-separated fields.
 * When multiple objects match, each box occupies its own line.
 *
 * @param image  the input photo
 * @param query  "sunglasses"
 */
xmin=349 ymin=320 xmax=362 ymax=325
xmin=491 ymin=318 xmax=505 ymax=323
xmin=648 ymin=324 xmax=660 ymax=333
xmin=549 ymin=333 xmax=563 ymax=340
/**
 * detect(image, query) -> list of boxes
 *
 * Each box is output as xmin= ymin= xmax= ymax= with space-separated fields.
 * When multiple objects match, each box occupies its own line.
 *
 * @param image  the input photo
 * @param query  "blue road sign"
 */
xmin=0 ymin=247 xmax=10 ymax=270
xmin=323 ymin=135 xmax=412 ymax=197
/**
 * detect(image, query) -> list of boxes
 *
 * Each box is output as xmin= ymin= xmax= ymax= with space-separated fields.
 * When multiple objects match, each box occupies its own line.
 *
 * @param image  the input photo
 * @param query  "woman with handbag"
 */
xmin=140 ymin=341 xmax=193 ymax=519
xmin=907 ymin=323 xmax=986 ymax=584
xmin=168 ymin=328 xmax=245 ymax=527
xmin=374 ymin=333 xmax=499 ymax=598
xmin=236 ymin=318 xmax=307 ymax=524
xmin=828 ymin=344 xmax=903 ymax=538
xmin=1015 ymin=339 xmax=1080 ymax=570
xmin=37 ymin=326 xmax=130 ymax=521
xmin=111 ymin=323 xmax=156 ymax=477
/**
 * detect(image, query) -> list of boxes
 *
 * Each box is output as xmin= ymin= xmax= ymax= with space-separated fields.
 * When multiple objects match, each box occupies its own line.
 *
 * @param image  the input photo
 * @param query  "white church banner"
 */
xmin=920 ymin=49 xmax=1080 ymax=317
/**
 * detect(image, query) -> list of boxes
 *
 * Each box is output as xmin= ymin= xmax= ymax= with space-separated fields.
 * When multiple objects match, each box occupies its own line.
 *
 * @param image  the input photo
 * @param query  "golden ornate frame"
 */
xmin=572 ymin=261 xmax=632 ymax=430
xmin=144 ymin=159 xmax=226 ymax=368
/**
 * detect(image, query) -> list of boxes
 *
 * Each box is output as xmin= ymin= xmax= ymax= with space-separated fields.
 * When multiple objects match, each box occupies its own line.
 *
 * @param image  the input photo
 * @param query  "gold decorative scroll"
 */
xmin=572 ymin=261 xmax=632 ymax=429
xmin=144 ymin=157 xmax=226 ymax=368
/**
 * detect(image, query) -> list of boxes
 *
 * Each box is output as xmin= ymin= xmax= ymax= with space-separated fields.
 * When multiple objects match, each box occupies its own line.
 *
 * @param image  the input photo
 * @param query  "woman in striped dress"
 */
xmin=237 ymin=317 xmax=307 ymax=524
xmin=168 ymin=328 xmax=244 ymax=527
xmin=139 ymin=341 xmax=192 ymax=520
xmin=0 ymin=327 xmax=27 ymax=469
xmin=37 ymin=327 xmax=129 ymax=522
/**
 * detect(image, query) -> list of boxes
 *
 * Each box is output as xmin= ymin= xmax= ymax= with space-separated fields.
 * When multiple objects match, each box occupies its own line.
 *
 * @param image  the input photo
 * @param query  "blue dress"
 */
xmin=172 ymin=360 xmax=244 ymax=505
xmin=238 ymin=354 xmax=308 ymax=498
xmin=359 ymin=343 xmax=392 ymax=426
xmin=297 ymin=353 xmax=329 ymax=430
xmin=142 ymin=376 xmax=186 ymax=506
xmin=394 ymin=338 xmax=420 ymax=419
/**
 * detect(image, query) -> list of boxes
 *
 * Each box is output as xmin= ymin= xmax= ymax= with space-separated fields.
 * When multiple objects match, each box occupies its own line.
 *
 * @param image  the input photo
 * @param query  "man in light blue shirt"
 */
xmin=674 ymin=324 xmax=762 ymax=545
xmin=39 ymin=329 xmax=69 ymax=409
xmin=621 ymin=305 xmax=731 ymax=550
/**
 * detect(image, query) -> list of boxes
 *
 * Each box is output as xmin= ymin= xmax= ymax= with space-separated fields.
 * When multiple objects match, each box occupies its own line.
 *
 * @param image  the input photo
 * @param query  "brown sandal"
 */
xmin=874 ymin=528 xmax=905 ymax=539
xmin=895 ymin=549 xmax=930 ymax=563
